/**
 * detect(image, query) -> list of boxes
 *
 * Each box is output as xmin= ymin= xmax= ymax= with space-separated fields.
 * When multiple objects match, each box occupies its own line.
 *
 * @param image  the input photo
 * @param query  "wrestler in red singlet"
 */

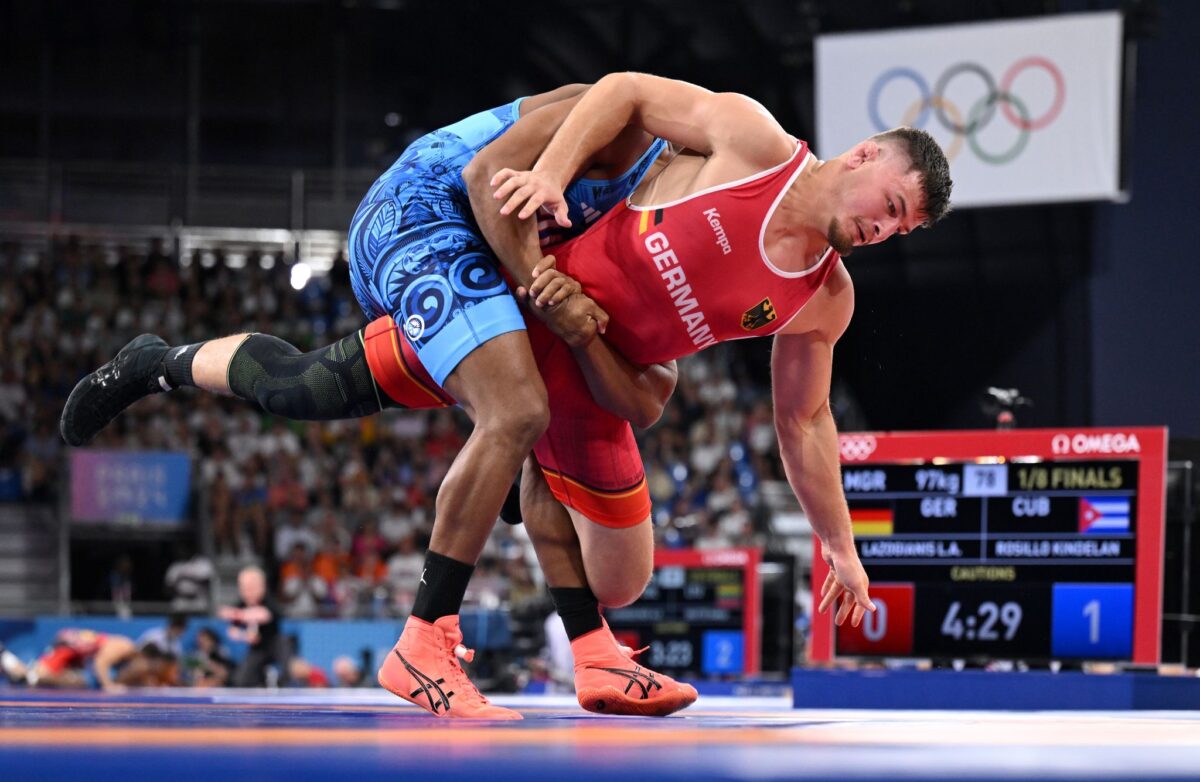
xmin=366 ymin=139 xmax=839 ymax=528
xmin=38 ymin=629 xmax=109 ymax=674
xmin=524 ymin=138 xmax=838 ymax=524
xmin=548 ymin=140 xmax=836 ymax=364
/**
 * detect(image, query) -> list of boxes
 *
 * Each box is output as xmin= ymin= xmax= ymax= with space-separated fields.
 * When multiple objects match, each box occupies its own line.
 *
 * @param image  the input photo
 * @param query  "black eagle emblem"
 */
xmin=741 ymin=298 xmax=777 ymax=331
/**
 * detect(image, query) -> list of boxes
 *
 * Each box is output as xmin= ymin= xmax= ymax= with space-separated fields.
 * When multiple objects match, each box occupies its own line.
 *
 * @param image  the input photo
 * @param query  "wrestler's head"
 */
xmin=827 ymin=127 xmax=952 ymax=256
xmin=116 ymin=645 xmax=179 ymax=688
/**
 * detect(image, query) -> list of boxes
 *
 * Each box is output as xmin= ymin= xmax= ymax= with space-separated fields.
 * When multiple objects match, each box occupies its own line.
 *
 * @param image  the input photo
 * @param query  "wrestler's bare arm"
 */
xmin=570 ymin=344 xmax=677 ymax=429
xmin=542 ymin=73 xmax=788 ymax=183
xmin=491 ymin=73 xmax=793 ymax=222
xmin=463 ymin=97 xmax=582 ymax=291
xmin=507 ymin=256 xmax=676 ymax=424
xmin=771 ymin=266 xmax=875 ymax=628
xmin=463 ymin=97 xmax=611 ymax=350
xmin=518 ymin=83 xmax=590 ymax=114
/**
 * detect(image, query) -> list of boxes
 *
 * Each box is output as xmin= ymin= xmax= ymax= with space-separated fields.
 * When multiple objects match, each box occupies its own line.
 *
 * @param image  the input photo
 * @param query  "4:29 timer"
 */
xmin=940 ymin=601 xmax=1023 ymax=641
xmin=916 ymin=586 xmax=1050 ymax=658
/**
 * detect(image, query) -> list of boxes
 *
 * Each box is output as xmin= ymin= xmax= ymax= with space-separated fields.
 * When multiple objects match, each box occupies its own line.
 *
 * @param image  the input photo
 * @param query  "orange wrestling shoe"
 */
xmin=377 ymin=615 xmax=521 ymax=720
xmin=572 ymin=621 xmax=698 ymax=717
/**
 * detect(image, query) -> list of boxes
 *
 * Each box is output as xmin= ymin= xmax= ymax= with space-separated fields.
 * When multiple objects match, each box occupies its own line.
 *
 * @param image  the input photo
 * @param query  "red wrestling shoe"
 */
xmin=377 ymin=615 xmax=521 ymax=720
xmin=572 ymin=620 xmax=698 ymax=717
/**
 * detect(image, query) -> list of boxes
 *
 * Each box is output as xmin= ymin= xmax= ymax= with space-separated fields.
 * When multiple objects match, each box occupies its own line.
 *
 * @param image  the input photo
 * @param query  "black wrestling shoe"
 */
xmin=60 ymin=334 xmax=171 ymax=446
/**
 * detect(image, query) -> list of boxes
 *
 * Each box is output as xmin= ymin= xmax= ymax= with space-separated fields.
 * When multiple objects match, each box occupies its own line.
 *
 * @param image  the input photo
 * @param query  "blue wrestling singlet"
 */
xmin=347 ymin=97 xmax=666 ymax=386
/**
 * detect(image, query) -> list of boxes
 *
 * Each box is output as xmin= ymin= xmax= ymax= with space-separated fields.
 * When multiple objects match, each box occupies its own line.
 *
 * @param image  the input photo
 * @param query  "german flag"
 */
xmin=850 ymin=507 xmax=894 ymax=537
xmin=636 ymin=208 xmax=665 ymax=235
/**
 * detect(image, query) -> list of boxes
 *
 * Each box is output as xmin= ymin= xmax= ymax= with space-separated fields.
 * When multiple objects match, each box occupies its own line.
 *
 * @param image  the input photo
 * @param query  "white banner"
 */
xmin=815 ymin=12 xmax=1124 ymax=208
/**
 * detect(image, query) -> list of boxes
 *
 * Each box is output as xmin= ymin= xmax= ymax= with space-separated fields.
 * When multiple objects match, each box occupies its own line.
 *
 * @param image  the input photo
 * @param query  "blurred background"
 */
xmin=0 ymin=0 xmax=1196 ymax=692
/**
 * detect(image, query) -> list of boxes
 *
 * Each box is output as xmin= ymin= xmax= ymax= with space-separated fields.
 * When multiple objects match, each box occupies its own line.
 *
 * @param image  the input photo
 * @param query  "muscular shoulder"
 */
xmin=708 ymin=93 xmax=794 ymax=169
xmin=778 ymin=259 xmax=854 ymax=342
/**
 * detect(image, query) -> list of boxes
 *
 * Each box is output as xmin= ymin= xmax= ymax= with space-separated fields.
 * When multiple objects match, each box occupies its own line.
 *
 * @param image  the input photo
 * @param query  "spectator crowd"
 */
xmin=0 ymin=233 xmax=820 ymax=620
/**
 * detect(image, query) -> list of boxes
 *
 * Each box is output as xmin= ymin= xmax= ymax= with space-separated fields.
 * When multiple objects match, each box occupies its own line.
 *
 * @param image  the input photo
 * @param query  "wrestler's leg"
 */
xmin=32 ymin=667 xmax=87 ymax=689
xmin=60 ymin=327 xmax=399 ymax=446
xmin=522 ymin=460 xmax=653 ymax=609
xmin=356 ymin=216 xmax=544 ymax=718
xmin=519 ymin=460 xmax=695 ymax=716
xmin=66 ymin=315 xmax=544 ymax=604
xmin=367 ymin=337 xmax=544 ymax=720
xmin=161 ymin=322 xmax=548 ymax=560
xmin=190 ymin=334 xmax=250 ymax=392
xmin=431 ymin=333 xmax=547 ymax=568
xmin=520 ymin=455 xmax=588 ymax=590
xmin=566 ymin=508 xmax=653 ymax=607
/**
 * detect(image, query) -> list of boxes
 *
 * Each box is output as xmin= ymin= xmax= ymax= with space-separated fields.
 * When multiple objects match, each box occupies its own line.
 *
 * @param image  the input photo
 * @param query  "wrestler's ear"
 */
xmin=846 ymin=140 xmax=880 ymax=169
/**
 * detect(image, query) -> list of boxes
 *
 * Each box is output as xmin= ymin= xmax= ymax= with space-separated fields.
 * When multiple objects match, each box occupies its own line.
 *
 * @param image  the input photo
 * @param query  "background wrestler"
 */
xmin=5 ymin=630 xmax=138 ymax=692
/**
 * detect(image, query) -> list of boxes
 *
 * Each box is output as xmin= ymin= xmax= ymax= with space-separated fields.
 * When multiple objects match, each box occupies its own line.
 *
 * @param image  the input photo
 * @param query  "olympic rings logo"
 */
xmin=867 ymin=57 xmax=1065 ymax=164
xmin=839 ymin=435 xmax=878 ymax=462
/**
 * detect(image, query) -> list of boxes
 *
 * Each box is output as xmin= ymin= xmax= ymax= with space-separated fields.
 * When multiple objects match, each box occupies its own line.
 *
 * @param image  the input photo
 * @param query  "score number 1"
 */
xmin=941 ymin=601 xmax=1023 ymax=641
xmin=1083 ymin=599 xmax=1101 ymax=644
xmin=1049 ymin=584 xmax=1133 ymax=659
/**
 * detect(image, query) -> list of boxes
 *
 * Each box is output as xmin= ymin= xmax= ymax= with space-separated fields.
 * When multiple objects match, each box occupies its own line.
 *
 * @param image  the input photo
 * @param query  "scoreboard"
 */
xmin=811 ymin=428 xmax=1167 ymax=665
xmin=606 ymin=548 xmax=761 ymax=678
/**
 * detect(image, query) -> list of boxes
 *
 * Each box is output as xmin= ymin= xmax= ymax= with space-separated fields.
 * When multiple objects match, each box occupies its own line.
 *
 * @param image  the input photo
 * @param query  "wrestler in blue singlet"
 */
xmin=347 ymin=97 xmax=666 ymax=386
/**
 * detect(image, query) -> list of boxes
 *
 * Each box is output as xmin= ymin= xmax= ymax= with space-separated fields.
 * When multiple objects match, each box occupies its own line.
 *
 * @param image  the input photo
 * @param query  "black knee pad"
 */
xmin=228 ymin=332 xmax=385 ymax=420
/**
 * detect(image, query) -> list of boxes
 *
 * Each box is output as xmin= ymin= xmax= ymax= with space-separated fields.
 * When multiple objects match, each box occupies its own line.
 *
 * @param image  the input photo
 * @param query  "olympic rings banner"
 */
xmin=815 ymin=12 xmax=1124 ymax=208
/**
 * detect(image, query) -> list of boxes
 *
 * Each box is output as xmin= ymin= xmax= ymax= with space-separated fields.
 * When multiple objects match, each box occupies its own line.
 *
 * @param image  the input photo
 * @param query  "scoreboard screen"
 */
xmin=811 ymin=428 xmax=1167 ymax=665
xmin=606 ymin=548 xmax=760 ymax=678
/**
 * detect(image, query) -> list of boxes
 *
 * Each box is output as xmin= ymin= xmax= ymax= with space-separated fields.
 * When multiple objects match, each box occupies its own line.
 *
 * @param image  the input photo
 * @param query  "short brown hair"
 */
xmin=873 ymin=127 xmax=953 ymax=226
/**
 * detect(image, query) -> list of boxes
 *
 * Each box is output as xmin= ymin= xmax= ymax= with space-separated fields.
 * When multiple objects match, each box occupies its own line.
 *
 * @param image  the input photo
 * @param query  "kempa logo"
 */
xmin=839 ymin=435 xmax=878 ymax=461
xmin=1051 ymin=432 xmax=1141 ymax=456
xmin=703 ymin=208 xmax=733 ymax=255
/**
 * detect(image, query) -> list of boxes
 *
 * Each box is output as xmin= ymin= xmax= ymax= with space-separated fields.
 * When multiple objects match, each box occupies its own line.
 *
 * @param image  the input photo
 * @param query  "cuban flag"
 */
xmin=1078 ymin=496 xmax=1131 ymax=534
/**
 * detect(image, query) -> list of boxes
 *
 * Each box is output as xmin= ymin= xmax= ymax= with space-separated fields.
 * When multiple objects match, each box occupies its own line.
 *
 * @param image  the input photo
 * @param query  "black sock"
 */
xmin=411 ymin=551 xmax=475 ymax=622
xmin=162 ymin=342 xmax=205 ymax=388
xmin=549 ymin=586 xmax=603 ymax=641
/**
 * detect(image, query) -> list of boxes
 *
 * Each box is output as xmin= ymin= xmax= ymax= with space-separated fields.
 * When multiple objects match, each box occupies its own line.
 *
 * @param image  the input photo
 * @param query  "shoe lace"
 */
xmin=618 ymin=643 xmax=650 ymax=661
xmin=438 ymin=640 xmax=488 ymax=705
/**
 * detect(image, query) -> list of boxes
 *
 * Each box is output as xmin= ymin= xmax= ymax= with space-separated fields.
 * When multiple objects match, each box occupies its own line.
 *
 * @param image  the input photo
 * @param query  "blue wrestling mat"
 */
xmin=2 ymin=689 xmax=1199 ymax=781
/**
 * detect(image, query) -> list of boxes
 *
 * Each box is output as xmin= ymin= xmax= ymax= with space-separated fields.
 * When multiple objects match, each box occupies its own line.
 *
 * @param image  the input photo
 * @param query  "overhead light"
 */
xmin=291 ymin=262 xmax=312 ymax=291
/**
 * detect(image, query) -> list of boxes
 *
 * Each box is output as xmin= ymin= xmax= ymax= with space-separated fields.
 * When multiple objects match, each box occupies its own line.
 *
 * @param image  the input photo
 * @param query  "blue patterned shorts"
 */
xmin=347 ymin=127 xmax=523 ymax=387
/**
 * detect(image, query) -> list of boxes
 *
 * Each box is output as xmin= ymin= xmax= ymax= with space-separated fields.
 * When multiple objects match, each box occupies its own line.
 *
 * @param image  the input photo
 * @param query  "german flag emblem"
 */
xmin=741 ymin=298 xmax=777 ymax=331
xmin=637 ymin=208 xmax=665 ymax=235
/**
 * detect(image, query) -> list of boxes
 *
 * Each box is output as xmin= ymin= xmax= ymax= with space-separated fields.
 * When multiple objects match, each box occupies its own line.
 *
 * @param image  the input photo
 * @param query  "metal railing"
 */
xmin=0 ymin=157 xmax=378 ymax=236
